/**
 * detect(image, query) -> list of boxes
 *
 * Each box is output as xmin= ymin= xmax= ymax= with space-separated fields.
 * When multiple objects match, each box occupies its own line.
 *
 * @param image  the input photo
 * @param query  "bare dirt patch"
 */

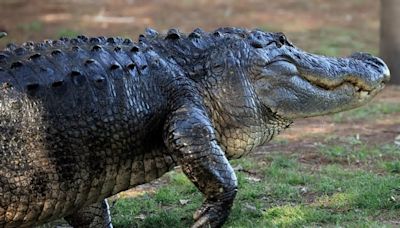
xmin=1 ymin=0 xmax=379 ymax=52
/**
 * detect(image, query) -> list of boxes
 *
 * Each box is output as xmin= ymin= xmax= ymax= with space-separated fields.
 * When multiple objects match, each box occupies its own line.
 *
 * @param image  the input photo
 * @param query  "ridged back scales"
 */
xmin=0 ymin=36 xmax=176 ymax=226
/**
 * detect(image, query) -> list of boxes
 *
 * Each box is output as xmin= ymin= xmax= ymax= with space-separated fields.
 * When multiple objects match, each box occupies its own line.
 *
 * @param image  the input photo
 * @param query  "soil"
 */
xmin=0 ymin=0 xmax=379 ymax=51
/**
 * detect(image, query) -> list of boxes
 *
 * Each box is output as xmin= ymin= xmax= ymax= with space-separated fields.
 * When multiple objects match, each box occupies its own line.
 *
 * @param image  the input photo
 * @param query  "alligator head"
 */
xmin=246 ymin=30 xmax=390 ymax=119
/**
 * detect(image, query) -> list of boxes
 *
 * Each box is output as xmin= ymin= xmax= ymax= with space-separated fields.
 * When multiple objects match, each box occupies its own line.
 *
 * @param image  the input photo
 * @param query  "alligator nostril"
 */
xmin=373 ymin=59 xmax=385 ymax=67
xmin=350 ymin=53 xmax=391 ymax=83
xmin=279 ymin=35 xmax=286 ymax=45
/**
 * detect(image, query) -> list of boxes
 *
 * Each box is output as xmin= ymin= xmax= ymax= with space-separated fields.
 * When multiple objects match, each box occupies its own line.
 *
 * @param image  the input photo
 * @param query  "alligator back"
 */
xmin=0 ymin=37 xmax=176 ymax=227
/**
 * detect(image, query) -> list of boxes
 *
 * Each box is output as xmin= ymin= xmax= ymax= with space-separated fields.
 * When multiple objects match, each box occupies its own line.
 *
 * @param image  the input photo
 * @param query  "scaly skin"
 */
xmin=0 ymin=27 xmax=390 ymax=228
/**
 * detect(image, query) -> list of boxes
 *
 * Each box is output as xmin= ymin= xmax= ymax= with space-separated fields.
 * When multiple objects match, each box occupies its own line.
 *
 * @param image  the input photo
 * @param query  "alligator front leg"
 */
xmin=64 ymin=199 xmax=112 ymax=228
xmin=164 ymin=105 xmax=238 ymax=228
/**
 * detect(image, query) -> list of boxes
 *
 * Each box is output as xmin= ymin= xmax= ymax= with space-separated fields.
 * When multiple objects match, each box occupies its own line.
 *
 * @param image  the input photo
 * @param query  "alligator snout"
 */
xmin=349 ymin=52 xmax=391 ymax=85
xmin=289 ymin=49 xmax=390 ymax=93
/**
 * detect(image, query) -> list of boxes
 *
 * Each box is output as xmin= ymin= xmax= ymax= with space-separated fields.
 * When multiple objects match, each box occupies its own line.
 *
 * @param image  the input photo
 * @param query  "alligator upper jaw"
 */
xmin=271 ymin=49 xmax=390 ymax=94
xmin=294 ymin=50 xmax=390 ymax=97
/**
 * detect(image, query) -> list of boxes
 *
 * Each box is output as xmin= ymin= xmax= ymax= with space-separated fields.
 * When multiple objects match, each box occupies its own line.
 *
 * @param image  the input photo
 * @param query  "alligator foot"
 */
xmin=191 ymin=189 xmax=237 ymax=228
xmin=64 ymin=199 xmax=112 ymax=228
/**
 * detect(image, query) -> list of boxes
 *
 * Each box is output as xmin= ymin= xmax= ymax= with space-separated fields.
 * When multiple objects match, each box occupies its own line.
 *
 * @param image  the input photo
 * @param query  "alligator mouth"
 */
xmin=270 ymin=57 xmax=380 ymax=96
xmin=294 ymin=61 xmax=388 ymax=101
xmin=300 ymin=75 xmax=383 ymax=100
xmin=274 ymin=52 xmax=390 ymax=102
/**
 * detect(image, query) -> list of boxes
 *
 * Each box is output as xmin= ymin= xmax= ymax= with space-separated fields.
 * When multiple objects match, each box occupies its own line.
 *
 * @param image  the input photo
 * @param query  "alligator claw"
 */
xmin=191 ymin=201 xmax=231 ymax=228
xmin=192 ymin=215 xmax=214 ymax=228
xmin=192 ymin=203 xmax=225 ymax=228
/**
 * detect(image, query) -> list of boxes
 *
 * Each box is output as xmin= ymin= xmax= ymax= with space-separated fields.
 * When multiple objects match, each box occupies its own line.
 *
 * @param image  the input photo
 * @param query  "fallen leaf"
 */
xmin=179 ymin=199 xmax=190 ymax=205
xmin=135 ymin=214 xmax=146 ymax=220
xmin=245 ymin=176 xmax=261 ymax=182
xmin=244 ymin=203 xmax=257 ymax=211
xmin=233 ymin=164 xmax=243 ymax=171
xmin=395 ymin=135 xmax=400 ymax=146
xmin=300 ymin=186 xmax=308 ymax=194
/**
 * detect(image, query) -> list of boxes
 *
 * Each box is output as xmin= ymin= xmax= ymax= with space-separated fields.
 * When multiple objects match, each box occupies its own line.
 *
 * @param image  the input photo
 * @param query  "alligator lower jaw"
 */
xmin=353 ymin=83 xmax=386 ymax=100
xmin=351 ymin=83 xmax=384 ymax=101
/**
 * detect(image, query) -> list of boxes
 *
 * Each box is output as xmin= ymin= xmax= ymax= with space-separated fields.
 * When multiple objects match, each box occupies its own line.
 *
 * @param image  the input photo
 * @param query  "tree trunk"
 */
xmin=380 ymin=0 xmax=400 ymax=84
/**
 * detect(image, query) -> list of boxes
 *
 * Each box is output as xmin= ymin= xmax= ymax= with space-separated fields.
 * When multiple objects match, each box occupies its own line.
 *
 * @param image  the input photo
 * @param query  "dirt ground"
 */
xmin=0 ymin=0 xmax=379 ymax=51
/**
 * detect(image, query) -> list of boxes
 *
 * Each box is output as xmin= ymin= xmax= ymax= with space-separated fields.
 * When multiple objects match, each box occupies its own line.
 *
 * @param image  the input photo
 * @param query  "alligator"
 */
xmin=0 ymin=27 xmax=390 ymax=228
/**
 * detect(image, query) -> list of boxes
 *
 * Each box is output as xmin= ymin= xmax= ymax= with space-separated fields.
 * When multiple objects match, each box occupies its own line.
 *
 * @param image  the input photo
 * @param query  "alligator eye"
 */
xmin=278 ymin=35 xmax=286 ymax=46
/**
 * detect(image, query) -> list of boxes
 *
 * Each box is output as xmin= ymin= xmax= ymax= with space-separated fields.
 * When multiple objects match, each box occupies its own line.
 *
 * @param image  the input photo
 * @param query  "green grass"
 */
xmin=56 ymin=28 xmax=81 ymax=38
xmin=110 ymin=141 xmax=400 ymax=227
xmin=331 ymin=102 xmax=400 ymax=123
xmin=382 ymin=161 xmax=400 ymax=174
xmin=317 ymin=136 xmax=400 ymax=166
xmin=312 ymin=28 xmax=369 ymax=56
xmin=18 ymin=21 xmax=43 ymax=32
xmin=292 ymin=27 xmax=378 ymax=57
xmin=111 ymin=172 xmax=201 ymax=228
